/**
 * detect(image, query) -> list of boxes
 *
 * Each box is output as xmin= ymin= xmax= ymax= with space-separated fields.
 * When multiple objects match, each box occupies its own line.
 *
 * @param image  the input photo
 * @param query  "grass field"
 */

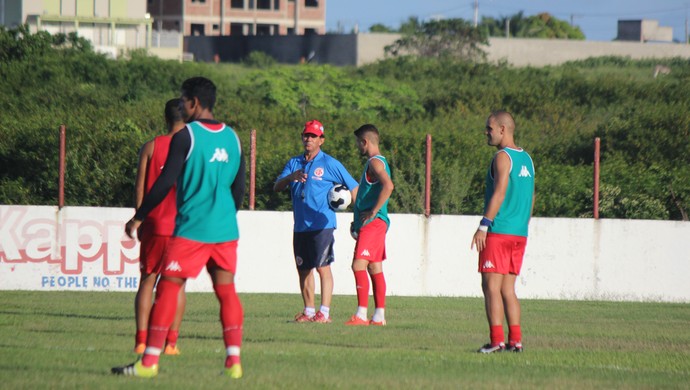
xmin=1 ymin=291 xmax=688 ymax=389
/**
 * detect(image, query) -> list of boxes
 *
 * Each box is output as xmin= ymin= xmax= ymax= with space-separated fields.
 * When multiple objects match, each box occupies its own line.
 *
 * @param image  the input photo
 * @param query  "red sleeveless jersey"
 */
xmin=140 ymin=134 xmax=177 ymax=236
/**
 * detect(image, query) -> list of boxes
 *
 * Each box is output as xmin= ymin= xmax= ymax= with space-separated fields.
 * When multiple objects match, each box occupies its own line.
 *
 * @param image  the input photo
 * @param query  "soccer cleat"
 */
xmin=164 ymin=344 xmax=180 ymax=355
xmin=294 ymin=312 xmax=314 ymax=323
xmin=477 ymin=342 xmax=506 ymax=354
xmin=111 ymin=359 xmax=159 ymax=378
xmin=344 ymin=315 xmax=369 ymax=326
xmin=224 ymin=364 xmax=243 ymax=379
xmin=311 ymin=311 xmax=332 ymax=323
xmin=369 ymin=319 xmax=386 ymax=326
xmin=506 ymin=342 xmax=523 ymax=353
xmin=133 ymin=343 xmax=146 ymax=354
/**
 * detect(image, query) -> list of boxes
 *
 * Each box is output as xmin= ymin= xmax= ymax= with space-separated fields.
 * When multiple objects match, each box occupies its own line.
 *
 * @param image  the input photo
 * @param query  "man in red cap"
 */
xmin=274 ymin=120 xmax=359 ymax=323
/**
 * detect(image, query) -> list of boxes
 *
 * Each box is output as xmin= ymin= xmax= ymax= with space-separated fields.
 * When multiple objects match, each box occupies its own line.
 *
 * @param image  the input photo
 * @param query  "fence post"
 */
xmin=593 ymin=137 xmax=600 ymax=219
xmin=425 ymin=134 xmax=432 ymax=217
xmin=249 ymin=129 xmax=256 ymax=210
xmin=59 ymin=125 xmax=66 ymax=209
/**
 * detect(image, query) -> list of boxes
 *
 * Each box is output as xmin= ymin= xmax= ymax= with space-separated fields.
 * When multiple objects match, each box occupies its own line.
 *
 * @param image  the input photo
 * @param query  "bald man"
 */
xmin=471 ymin=111 xmax=535 ymax=353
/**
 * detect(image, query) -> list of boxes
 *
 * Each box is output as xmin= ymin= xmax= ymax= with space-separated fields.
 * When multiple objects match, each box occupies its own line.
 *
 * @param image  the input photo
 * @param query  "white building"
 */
xmin=0 ymin=0 xmax=164 ymax=58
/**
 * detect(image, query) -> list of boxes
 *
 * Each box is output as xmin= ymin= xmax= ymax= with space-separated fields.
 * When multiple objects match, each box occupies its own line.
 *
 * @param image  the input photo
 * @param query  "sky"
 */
xmin=325 ymin=0 xmax=690 ymax=42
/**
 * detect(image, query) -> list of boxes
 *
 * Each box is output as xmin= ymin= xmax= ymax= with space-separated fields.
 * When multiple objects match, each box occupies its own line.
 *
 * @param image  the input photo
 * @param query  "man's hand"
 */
xmin=125 ymin=218 xmax=142 ymax=240
xmin=471 ymin=229 xmax=488 ymax=252
xmin=292 ymin=169 xmax=307 ymax=183
xmin=359 ymin=209 xmax=376 ymax=225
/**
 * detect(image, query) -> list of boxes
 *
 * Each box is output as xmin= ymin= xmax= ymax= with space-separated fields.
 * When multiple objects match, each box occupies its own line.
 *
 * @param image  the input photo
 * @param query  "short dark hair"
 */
xmin=164 ymin=98 xmax=183 ymax=125
xmin=354 ymin=124 xmax=379 ymax=138
xmin=181 ymin=77 xmax=216 ymax=111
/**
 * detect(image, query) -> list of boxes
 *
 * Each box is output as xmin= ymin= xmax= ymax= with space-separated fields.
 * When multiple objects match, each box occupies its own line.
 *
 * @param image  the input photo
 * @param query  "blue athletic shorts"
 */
xmin=293 ymin=228 xmax=335 ymax=270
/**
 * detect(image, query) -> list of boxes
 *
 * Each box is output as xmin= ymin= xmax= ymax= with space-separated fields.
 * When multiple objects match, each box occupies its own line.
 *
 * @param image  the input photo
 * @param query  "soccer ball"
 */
xmin=328 ymin=184 xmax=351 ymax=211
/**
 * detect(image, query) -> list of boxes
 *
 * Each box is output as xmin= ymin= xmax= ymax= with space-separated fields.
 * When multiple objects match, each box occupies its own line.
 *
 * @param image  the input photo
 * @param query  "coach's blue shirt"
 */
xmin=279 ymin=151 xmax=358 ymax=232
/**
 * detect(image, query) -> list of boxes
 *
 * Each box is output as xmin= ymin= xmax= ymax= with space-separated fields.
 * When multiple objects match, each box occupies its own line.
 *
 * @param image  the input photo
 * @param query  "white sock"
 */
xmin=319 ymin=305 xmax=330 ymax=319
xmin=355 ymin=306 xmax=368 ymax=320
xmin=372 ymin=308 xmax=385 ymax=323
xmin=304 ymin=307 xmax=316 ymax=317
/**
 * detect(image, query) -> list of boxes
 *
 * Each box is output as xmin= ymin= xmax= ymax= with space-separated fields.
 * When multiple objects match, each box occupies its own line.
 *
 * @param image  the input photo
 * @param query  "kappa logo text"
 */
xmin=209 ymin=148 xmax=229 ymax=163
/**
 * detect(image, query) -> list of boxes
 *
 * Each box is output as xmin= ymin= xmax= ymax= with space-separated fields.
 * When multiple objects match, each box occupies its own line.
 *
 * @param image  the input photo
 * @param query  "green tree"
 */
xmin=385 ymin=18 xmax=488 ymax=61
xmin=369 ymin=23 xmax=395 ymax=33
xmin=481 ymin=12 xmax=585 ymax=39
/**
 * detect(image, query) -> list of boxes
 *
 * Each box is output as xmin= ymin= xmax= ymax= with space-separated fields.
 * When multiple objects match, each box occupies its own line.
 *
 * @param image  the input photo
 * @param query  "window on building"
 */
xmin=257 ymin=0 xmax=271 ymax=9
xmin=305 ymin=0 xmax=318 ymax=7
xmin=191 ymin=24 xmax=205 ymax=36
xmin=231 ymin=0 xmax=244 ymax=8
xmin=231 ymin=23 xmax=245 ymax=36
xmin=304 ymin=28 xmax=317 ymax=35
xmin=256 ymin=24 xmax=272 ymax=35
xmin=287 ymin=27 xmax=294 ymax=35
xmin=212 ymin=24 xmax=219 ymax=31
xmin=191 ymin=0 xmax=207 ymax=3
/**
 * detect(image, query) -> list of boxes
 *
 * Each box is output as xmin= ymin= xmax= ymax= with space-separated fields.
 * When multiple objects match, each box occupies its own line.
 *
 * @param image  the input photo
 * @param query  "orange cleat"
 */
xmin=133 ymin=343 xmax=146 ymax=354
xmin=344 ymin=315 xmax=369 ymax=326
xmin=164 ymin=344 xmax=180 ymax=355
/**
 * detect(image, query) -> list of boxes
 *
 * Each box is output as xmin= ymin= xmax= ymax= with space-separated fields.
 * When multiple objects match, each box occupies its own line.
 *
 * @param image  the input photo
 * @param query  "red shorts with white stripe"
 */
xmin=353 ymin=218 xmax=387 ymax=263
xmin=478 ymin=232 xmax=527 ymax=275
xmin=139 ymin=233 xmax=171 ymax=275
xmin=161 ymin=236 xmax=238 ymax=279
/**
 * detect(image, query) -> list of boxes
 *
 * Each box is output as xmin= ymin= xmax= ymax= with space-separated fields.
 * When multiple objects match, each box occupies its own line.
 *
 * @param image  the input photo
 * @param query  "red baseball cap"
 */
xmin=303 ymin=120 xmax=324 ymax=137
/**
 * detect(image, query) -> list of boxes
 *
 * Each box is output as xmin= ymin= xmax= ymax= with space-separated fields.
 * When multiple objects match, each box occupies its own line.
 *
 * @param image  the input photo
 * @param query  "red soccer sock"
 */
xmin=141 ymin=279 xmax=181 ymax=367
xmin=490 ymin=325 xmax=505 ymax=346
xmin=135 ymin=329 xmax=147 ymax=346
xmin=509 ymin=324 xmax=522 ymax=345
xmin=370 ymin=272 xmax=386 ymax=309
xmin=354 ymin=270 xmax=370 ymax=308
xmin=166 ymin=330 xmax=179 ymax=347
xmin=214 ymin=283 xmax=244 ymax=367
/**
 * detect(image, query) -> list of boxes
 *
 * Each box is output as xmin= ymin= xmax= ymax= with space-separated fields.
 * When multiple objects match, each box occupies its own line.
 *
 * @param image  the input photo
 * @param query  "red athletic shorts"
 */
xmin=161 ymin=236 xmax=238 ymax=279
xmin=353 ymin=218 xmax=387 ymax=263
xmin=478 ymin=233 xmax=527 ymax=275
xmin=139 ymin=233 xmax=171 ymax=274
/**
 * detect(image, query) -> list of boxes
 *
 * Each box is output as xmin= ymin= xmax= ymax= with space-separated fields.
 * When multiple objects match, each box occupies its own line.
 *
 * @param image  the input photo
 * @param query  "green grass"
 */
xmin=1 ymin=292 xmax=688 ymax=389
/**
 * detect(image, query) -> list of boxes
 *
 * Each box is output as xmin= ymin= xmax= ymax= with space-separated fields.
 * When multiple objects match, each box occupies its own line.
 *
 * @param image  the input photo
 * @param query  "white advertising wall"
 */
xmin=1 ymin=206 xmax=689 ymax=302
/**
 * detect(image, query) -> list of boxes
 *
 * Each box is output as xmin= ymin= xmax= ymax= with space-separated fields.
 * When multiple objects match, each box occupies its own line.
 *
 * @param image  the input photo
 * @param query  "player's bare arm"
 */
xmin=134 ymin=140 xmax=155 ymax=209
xmin=231 ymin=152 xmax=247 ymax=211
xmin=471 ymin=151 xmax=510 ymax=252
xmin=350 ymin=186 xmax=359 ymax=205
xmin=360 ymin=158 xmax=394 ymax=224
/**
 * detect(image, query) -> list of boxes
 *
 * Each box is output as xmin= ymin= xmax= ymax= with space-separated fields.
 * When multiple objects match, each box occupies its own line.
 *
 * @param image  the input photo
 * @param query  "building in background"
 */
xmin=147 ymin=0 xmax=325 ymax=37
xmin=0 ymin=0 xmax=187 ymax=60
xmin=1 ymin=0 xmax=153 ymax=55
xmin=617 ymin=19 xmax=673 ymax=42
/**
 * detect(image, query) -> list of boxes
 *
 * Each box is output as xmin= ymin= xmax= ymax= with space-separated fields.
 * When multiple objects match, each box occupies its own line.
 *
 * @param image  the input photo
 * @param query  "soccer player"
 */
xmin=345 ymin=124 xmax=394 ymax=326
xmin=274 ymin=120 xmax=358 ymax=324
xmin=113 ymin=77 xmax=246 ymax=378
xmin=132 ymin=98 xmax=187 ymax=355
xmin=471 ymin=111 xmax=535 ymax=353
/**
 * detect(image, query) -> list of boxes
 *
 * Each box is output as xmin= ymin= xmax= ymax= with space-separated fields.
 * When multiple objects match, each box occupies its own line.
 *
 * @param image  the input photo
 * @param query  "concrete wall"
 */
xmin=185 ymin=33 xmax=357 ymax=65
xmin=354 ymin=34 xmax=690 ymax=67
xmin=180 ymin=33 xmax=690 ymax=67
xmin=485 ymin=37 xmax=690 ymax=67
xmin=1 ymin=206 xmax=688 ymax=302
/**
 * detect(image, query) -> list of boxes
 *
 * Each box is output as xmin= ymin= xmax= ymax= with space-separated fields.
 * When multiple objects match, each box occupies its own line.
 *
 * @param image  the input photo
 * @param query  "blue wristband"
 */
xmin=480 ymin=217 xmax=493 ymax=227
